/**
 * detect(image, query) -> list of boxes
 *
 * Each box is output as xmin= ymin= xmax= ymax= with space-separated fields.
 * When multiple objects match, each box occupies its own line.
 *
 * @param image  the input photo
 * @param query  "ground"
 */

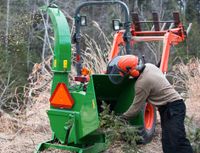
xmin=0 ymin=96 xmax=198 ymax=153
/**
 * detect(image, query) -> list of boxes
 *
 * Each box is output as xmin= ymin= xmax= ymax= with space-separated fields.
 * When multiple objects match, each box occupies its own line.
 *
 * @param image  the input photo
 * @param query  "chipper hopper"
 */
xmin=36 ymin=0 xmax=191 ymax=152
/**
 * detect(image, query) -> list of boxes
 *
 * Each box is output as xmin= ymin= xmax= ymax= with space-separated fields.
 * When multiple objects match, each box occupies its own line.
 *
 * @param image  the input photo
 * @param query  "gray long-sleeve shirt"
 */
xmin=123 ymin=63 xmax=182 ymax=119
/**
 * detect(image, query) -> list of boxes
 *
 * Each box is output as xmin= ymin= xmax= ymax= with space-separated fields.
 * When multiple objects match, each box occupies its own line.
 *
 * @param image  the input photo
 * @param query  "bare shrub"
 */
xmin=185 ymin=117 xmax=200 ymax=153
xmin=168 ymin=58 xmax=200 ymax=153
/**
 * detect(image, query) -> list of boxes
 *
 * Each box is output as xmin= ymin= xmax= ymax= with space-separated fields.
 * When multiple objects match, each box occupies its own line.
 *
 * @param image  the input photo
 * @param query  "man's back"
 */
xmin=136 ymin=63 xmax=182 ymax=106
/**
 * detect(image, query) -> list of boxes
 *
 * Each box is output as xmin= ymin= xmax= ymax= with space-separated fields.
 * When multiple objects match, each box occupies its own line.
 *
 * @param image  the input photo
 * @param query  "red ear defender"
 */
xmin=129 ymin=69 xmax=140 ymax=77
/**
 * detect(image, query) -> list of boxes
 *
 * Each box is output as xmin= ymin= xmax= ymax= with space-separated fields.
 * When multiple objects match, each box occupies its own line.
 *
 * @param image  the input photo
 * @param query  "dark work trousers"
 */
xmin=158 ymin=99 xmax=193 ymax=153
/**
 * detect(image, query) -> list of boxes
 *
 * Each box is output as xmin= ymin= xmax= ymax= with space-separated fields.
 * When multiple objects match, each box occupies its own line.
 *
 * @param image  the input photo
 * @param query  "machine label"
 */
xmin=54 ymin=59 xmax=57 ymax=68
xmin=63 ymin=60 xmax=68 ymax=69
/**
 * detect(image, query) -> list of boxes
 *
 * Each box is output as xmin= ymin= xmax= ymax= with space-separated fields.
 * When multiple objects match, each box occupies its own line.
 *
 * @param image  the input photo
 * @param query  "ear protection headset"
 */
xmin=128 ymin=58 xmax=145 ymax=78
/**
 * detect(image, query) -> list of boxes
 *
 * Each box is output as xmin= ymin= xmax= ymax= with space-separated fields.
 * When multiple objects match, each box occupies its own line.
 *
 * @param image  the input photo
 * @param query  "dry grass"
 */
xmin=0 ymin=58 xmax=52 ymax=153
xmin=80 ymin=21 xmax=111 ymax=73
xmin=172 ymin=58 xmax=200 ymax=126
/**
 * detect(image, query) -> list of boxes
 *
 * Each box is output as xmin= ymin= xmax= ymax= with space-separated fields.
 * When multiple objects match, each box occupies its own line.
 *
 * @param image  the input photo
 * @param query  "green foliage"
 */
xmin=185 ymin=117 xmax=200 ymax=153
xmin=99 ymin=102 xmax=142 ymax=153
xmin=0 ymin=1 xmax=42 ymax=112
xmin=185 ymin=0 xmax=200 ymax=22
xmin=174 ymin=21 xmax=200 ymax=63
xmin=187 ymin=22 xmax=200 ymax=57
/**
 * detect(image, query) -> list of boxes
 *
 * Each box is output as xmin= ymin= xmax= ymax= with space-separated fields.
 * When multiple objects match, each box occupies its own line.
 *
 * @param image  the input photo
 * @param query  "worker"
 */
xmin=107 ymin=55 xmax=193 ymax=153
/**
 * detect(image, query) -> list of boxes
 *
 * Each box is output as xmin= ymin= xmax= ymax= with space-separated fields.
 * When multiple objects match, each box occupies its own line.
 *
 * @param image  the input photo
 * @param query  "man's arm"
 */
xmin=123 ymin=87 xmax=148 ymax=119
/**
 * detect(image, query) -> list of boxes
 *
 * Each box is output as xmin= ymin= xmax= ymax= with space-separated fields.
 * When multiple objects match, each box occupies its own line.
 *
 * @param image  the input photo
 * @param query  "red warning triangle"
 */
xmin=50 ymin=83 xmax=74 ymax=109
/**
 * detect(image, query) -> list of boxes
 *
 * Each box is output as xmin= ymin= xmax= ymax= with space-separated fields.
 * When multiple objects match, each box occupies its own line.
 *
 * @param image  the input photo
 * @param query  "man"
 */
xmin=108 ymin=55 xmax=193 ymax=153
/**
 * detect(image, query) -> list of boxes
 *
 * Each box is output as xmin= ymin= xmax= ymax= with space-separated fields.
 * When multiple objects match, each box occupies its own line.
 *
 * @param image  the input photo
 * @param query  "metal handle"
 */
xmin=75 ymin=1 xmax=130 ymax=23
xmin=74 ymin=0 xmax=131 ymax=75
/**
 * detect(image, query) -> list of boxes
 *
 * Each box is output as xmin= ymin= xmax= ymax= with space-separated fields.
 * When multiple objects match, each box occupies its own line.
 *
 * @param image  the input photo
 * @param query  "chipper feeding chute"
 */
xmin=36 ymin=0 xmax=191 ymax=152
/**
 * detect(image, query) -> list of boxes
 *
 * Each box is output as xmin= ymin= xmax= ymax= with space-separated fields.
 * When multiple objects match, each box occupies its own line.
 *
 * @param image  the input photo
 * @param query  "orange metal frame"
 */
xmin=109 ymin=30 xmax=125 ymax=60
xmin=108 ymin=13 xmax=191 ymax=132
xmin=109 ymin=23 xmax=187 ymax=74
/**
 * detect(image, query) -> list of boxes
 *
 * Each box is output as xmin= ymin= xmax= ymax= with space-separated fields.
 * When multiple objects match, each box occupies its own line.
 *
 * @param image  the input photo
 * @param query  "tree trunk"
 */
xmin=5 ymin=0 xmax=10 ymax=63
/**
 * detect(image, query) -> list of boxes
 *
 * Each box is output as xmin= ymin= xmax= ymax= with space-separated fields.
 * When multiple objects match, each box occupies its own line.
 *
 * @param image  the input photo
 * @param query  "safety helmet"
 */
xmin=117 ymin=55 xmax=141 ymax=78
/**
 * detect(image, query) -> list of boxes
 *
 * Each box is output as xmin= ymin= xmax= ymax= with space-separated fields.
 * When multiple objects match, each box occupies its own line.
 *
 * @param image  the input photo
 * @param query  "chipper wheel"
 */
xmin=138 ymin=103 xmax=157 ymax=144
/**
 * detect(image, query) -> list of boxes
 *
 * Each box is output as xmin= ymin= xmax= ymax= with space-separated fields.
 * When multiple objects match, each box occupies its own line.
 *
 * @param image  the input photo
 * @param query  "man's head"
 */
xmin=117 ymin=55 xmax=141 ymax=77
xmin=107 ymin=55 xmax=145 ymax=84
xmin=108 ymin=55 xmax=145 ymax=77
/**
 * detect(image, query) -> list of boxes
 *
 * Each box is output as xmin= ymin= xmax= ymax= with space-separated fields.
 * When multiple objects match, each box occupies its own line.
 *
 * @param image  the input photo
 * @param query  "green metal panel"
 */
xmin=80 ymin=79 xmax=100 ymax=135
xmin=68 ymin=77 xmax=99 ymax=143
xmin=47 ymin=76 xmax=99 ymax=144
xmin=92 ymin=74 xmax=144 ymax=126
xmin=47 ymin=109 xmax=74 ymax=144
xmin=36 ymin=139 xmax=106 ymax=153
xmin=47 ymin=7 xmax=71 ymax=72
xmin=47 ymin=7 xmax=71 ymax=90
xmin=93 ymin=75 xmax=135 ymax=111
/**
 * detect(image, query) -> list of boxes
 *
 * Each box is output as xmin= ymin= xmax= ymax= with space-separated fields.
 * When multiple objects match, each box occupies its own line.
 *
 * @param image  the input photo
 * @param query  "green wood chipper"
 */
xmin=36 ymin=0 xmax=190 ymax=152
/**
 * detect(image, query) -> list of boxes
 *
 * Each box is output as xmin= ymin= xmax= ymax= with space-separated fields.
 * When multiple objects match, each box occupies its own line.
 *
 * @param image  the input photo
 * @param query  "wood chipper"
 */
xmin=35 ymin=0 xmax=191 ymax=152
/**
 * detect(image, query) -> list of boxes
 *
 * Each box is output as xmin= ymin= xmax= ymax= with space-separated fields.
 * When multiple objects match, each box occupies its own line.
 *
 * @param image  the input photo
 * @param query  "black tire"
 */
xmin=138 ymin=103 xmax=157 ymax=144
